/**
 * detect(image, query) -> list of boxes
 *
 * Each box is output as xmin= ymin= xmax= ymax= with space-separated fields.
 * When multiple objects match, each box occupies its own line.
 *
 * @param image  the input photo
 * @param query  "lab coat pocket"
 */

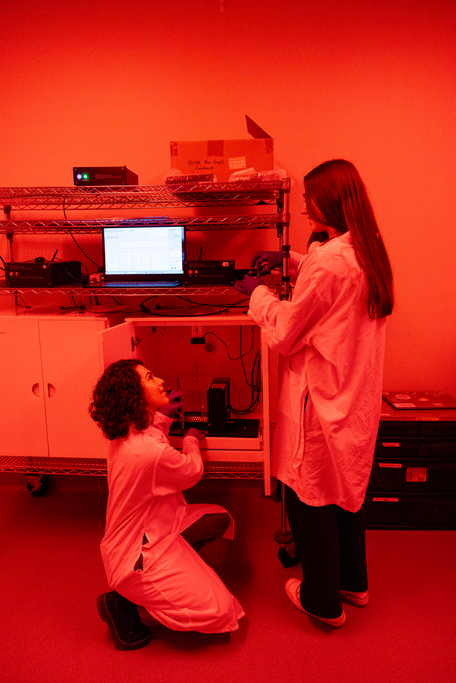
xmin=274 ymin=362 xmax=307 ymax=461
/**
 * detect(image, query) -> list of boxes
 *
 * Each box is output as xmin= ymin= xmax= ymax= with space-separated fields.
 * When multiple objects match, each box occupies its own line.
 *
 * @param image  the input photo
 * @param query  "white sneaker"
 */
xmin=285 ymin=578 xmax=346 ymax=628
xmin=340 ymin=590 xmax=369 ymax=607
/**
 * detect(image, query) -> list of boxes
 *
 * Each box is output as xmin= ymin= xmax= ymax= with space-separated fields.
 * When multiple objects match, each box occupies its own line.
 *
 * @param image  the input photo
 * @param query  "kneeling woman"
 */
xmin=89 ymin=359 xmax=244 ymax=650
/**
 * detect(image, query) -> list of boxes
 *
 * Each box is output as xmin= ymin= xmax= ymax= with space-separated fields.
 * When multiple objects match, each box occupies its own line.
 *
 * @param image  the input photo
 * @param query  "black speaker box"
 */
xmin=207 ymin=378 xmax=230 ymax=434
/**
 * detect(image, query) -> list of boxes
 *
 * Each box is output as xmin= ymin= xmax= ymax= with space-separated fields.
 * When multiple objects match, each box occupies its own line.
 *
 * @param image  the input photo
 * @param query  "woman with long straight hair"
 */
xmin=235 ymin=159 xmax=394 ymax=627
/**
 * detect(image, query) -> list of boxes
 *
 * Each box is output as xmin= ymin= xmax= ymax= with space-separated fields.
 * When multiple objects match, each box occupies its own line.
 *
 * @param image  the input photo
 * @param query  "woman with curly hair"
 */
xmin=90 ymin=359 xmax=244 ymax=650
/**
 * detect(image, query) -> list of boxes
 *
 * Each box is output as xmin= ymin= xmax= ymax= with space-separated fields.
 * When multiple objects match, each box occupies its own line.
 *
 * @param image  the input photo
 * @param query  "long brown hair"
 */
xmin=304 ymin=159 xmax=394 ymax=319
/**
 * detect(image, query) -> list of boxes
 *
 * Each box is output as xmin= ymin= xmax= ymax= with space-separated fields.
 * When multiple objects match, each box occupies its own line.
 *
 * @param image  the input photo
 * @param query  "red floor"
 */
xmin=1 ymin=472 xmax=455 ymax=683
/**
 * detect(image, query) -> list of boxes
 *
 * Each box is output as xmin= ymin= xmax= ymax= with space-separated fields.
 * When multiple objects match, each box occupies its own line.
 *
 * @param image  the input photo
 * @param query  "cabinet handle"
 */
xmin=47 ymin=383 xmax=56 ymax=398
xmin=32 ymin=383 xmax=41 ymax=397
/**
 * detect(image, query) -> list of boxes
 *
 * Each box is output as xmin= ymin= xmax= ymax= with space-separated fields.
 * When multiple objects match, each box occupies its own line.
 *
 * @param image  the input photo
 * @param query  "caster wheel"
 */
xmin=26 ymin=475 xmax=50 ymax=497
xmin=278 ymin=544 xmax=299 ymax=568
xmin=274 ymin=529 xmax=294 ymax=545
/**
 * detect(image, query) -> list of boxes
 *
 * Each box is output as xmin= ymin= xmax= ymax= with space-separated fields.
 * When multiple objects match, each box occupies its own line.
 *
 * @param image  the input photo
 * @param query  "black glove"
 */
xmin=234 ymin=273 xmax=266 ymax=296
xmin=251 ymin=250 xmax=283 ymax=276
xmin=184 ymin=428 xmax=206 ymax=442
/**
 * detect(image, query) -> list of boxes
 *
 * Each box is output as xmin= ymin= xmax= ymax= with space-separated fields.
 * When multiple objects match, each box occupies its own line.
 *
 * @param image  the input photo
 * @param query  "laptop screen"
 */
xmin=102 ymin=225 xmax=185 ymax=284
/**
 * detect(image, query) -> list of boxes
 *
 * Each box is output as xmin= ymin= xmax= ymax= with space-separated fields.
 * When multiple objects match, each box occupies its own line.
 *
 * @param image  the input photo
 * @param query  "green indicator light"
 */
xmin=83 ymin=173 xmax=89 ymax=180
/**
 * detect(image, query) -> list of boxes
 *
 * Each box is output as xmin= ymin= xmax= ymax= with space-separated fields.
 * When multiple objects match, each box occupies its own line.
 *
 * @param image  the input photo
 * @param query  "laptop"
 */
xmin=102 ymin=224 xmax=185 ymax=287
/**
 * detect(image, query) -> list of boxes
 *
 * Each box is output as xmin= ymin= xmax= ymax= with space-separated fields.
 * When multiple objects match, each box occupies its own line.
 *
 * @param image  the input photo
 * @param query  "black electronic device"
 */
xmin=73 ymin=166 xmax=138 ymax=186
xmin=207 ymin=378 xmax=230 ymax=434
xmin=234 ymin=268 xmax=255 ymax=280
xmin=169 ymin=416 xmax=259 ymax=438
xmin=183 ymin=260 xmax=235 ymax=286
xmin=5 ymin=261 xmax=83 ymax=287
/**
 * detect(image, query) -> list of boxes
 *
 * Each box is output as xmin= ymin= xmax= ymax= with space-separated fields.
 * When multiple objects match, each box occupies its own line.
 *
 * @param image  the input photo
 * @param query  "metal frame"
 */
xmin=0 ymin=180 xmax=290 ymax=489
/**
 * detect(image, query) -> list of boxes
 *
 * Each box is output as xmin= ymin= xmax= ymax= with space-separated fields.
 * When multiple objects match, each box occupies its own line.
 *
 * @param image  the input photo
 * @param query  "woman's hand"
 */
xmin=157 ymin=390 xmax=183 ymax=417
xmin=184 ymin=428 xmax=207 ymax=441
xmin=234 ymin=273 xmax=265 ymax=296
xmin=251 ymin=250 xmax=283 ymax=275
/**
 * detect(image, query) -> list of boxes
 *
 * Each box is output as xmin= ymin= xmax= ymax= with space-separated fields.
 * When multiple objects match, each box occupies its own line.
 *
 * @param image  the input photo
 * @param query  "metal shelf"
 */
xmin=0 ymin=181 xmax=286 ymax=492
xmin=0 ymin=180 xmax=290 ymax=212
xmin=0 ymin=213 xmax=288 ymax=235
xmin=0 ymin=284 xmax=247 ymax=296
xmin=0 ymin=455 xmax=264 ymax=480
xmin=0 ymin=180 xmax=291 ymax=300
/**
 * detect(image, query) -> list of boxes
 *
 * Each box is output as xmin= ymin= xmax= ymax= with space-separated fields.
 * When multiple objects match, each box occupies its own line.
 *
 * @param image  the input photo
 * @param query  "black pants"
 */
xmin=181 ymin=512 xmax=231 ymax=552
xmin=134 ymin=513 xmax=230 ymax=572
xmin=285 ymin=485 xmax=368 ymax=619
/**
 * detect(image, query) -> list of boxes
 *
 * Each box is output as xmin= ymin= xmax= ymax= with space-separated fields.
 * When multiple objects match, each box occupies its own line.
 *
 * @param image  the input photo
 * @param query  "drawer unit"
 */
xmin=365 ymin=493 xmax=456 ymax=530
xmin=368 ymin=459 xmax=456 ymax=493
xmin=366 ymin=401 xmax=456 ymax=529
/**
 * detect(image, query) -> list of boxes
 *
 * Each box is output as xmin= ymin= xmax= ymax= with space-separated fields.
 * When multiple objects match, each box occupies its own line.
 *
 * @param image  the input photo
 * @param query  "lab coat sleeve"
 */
xmin=248 ymin=254 xmax=333 ymax=357
xmin=151 ymin=430 xmax=204 ymax=496
xmin=288 ymin=251 xmax=306 ymax=281
xmin=152 ymin=410 xmax=173 ymax=435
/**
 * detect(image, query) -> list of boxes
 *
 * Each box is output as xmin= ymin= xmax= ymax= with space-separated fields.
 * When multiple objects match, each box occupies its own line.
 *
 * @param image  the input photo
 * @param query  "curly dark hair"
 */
xmin=89 ymin=359 xmax=152 ymax=440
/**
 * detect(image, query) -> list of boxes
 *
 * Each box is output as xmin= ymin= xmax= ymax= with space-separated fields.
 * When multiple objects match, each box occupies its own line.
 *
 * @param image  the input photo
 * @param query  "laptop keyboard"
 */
xmin=104 ymin=281 xmax=180 ymax=287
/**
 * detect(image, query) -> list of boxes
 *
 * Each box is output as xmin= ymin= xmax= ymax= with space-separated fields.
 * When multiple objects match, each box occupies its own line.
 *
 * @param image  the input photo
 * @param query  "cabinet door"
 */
xmin=38 ymin=319 xmax=109 ymax=459
xmin=96 ymin=321 xmax=138 ymax=368
xmin=0 ymin=318 xmax=49 ymax=457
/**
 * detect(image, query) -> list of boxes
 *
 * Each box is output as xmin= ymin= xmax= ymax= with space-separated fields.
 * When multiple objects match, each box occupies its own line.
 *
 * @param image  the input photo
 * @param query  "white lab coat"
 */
xmin=100 ymin=412 xmax=244 ymax=633
xmin=248 ymin=233 xmax=386 ymax=512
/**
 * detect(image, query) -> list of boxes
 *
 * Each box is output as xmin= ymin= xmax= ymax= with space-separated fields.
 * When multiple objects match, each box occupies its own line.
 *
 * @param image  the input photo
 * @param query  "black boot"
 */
xmin=97 ymin=591 xmax=152 ymax=650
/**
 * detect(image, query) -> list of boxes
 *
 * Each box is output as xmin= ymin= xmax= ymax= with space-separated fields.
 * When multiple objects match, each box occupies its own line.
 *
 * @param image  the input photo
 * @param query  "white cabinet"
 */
xmin=0 ymin=317 xmax=49 ymax=457
xmin=0 ymin=314 xmax=119 ymax=460
xmin=99 ymin=315 xmax=278 ymax=494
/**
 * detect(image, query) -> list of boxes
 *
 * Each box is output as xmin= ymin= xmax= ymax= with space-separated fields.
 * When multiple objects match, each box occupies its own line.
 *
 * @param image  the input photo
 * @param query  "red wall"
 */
xmin=2 ymin=0 xmax=456 ymax=396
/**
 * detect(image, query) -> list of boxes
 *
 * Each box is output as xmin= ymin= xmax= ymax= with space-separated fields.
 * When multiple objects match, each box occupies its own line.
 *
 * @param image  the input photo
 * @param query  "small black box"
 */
xmin=184 ymin=261 xmax=235 ymax=286
xmin=207 ymin=378 xmax=230 ymax=434
xmin=73 ymin=166 xmax=138 ymax=186
xmin=6 ymin=261 xmax=82 ymax=287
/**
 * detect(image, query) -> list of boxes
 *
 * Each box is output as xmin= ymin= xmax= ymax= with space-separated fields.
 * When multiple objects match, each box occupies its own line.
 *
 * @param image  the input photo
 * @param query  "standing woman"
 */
xmin=235 ymin=159 xmax=394 ymax=627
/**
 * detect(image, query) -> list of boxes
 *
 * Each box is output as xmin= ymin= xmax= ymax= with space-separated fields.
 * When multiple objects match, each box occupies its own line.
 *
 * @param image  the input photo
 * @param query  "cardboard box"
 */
xmin=170 ymin=117 xmax=274 ymax=182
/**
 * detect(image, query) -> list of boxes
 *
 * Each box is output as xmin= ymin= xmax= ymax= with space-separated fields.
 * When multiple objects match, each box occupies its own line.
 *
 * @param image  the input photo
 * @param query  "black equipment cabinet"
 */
xmin=365 ymin=401 xmax=456 ymax=529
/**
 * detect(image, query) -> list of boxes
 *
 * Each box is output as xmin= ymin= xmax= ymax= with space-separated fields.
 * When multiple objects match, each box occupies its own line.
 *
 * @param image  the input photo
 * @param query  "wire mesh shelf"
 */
xmin=0 ymin=213 xmax=289 ymax=234
xmin=0 ymin=455 xmax=264 ymax=480
xmin=0 ymin=284 xmax=247 ymax=296
xmin=0 ymin=180 xmax=290 ymax=211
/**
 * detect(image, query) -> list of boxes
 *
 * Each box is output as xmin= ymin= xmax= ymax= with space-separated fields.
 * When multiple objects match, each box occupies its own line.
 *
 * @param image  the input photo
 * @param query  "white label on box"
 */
xmin=229 ymin=156 xmax=247 ymax=169
xmin=373 ymin=497 xmax=399 ymax=502
xmin=406 ymin=467 xmax=427 ymax=482
xmin=379 ymin=463 xmax=403 ymax=468
xmin=382 ymin=442 xmax=401 ymax=447
xmin=392 ymin=402 xmax=416 ymax=408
